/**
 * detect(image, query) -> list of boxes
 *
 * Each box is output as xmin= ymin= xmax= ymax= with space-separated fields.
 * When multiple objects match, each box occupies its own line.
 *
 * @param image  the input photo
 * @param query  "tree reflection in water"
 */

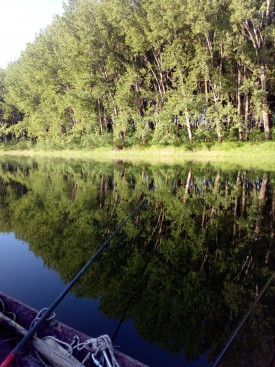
xmin=0 ymin=157 xmax=274 ymax=367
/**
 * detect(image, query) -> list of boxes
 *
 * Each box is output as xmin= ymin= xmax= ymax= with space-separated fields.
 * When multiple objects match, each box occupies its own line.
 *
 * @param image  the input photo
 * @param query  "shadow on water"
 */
xmin=0 ymin=156 xmax=274 ymax=367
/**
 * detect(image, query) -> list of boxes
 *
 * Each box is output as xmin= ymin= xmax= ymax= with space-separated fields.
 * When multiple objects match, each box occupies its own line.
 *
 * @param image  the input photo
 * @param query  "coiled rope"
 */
xmin=29 ymin=308 xmax=56 ymax=331
xmin=42 ymin=334 xmax=120 ymax=367
xmin=0 ymin=197 xmax=146 ymax=367
xmin=31 ymin=318 xmax=120 ymax=367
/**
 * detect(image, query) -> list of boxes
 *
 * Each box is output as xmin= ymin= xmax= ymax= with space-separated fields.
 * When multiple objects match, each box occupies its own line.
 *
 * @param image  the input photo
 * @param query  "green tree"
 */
xmin=230 ymin=0 xmax=274 ymax=139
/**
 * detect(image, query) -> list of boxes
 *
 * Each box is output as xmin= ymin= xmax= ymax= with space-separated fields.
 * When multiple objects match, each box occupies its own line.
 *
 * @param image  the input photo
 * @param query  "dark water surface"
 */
xmin=0 ymin=157 xmax=274 ymax=367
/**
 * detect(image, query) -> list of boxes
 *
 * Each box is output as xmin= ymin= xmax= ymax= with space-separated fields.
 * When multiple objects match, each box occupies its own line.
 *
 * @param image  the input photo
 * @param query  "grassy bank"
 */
xmin=0 ymin=141 xmax=274 ymax=170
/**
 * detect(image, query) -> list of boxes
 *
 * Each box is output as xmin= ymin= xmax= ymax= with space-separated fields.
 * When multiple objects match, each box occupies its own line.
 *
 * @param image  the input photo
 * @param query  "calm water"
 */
xmin=0 ymin=157 xmax=274 ymax=367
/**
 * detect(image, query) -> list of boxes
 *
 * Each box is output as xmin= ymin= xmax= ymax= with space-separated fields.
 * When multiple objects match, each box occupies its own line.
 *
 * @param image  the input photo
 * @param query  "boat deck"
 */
xmin=0 ymin=329 xmax=42 ymax=367
xmin=0 ymin=292 xmax=149 ymax=367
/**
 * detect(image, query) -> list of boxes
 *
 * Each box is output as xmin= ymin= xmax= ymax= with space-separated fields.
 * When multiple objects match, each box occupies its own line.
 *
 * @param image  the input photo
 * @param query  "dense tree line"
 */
xmin=0 ymin=0 xmax=274 ymax=147
xmin=0 ymin=157 xmax=274 ymax=365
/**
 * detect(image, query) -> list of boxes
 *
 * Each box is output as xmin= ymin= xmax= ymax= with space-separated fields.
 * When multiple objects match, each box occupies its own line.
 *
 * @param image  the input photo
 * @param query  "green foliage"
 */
xmin=0 ymin=157 xmax=274 ymax=366
xmin=0 ymin=159 xmax=274 ymax=365
xmin=0 ymin=0 xmax=274 ymax=146
xmin=248 ymin=128 xmax=268 ymax=142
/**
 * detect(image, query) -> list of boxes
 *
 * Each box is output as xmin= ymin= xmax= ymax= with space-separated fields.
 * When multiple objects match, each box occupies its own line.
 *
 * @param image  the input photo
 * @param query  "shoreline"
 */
xmin=0 ymin=142 xmax=274 ymax=170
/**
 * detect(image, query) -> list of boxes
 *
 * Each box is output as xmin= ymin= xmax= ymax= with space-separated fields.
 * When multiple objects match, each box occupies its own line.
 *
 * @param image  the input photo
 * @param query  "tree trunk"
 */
xmin=185 ymin=108 xmax=193 ymax=144
xmin=255 ymin=172 xmax=269 ymax=238
xmin=212 ymin=86 xmax=222 ymax=143
xmin=205 ymin=79 xmax=209 ymax=108
xmin=233 ymin=171 xmax=241 ymax=240
xmin=244 ymin=93 xmax=249 ymax=141
xmin=241 ymin=171 xmax=247 ymax=216
xmin=255 ymin=116 xmax=260 ymax=129
xmin=211 ymin=169 xmax=221 ymax=218
xmin=184 ymin=168 xmax=192 ymax=203
xmin=259 ymin=57 xmax=271 ymax=139
xmin=266 ymin=189 xmax=275 ymax=264
xmin=237 ymin=65 xmax=243 ymax=141
xmin=217 ymin=129 xmax=222 ymax=143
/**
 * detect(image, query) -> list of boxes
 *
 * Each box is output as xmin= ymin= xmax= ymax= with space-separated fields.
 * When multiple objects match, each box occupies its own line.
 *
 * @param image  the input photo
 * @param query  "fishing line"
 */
xmin=212 ymin=272 xmax=275 ymax=367
xmin=112 ymin=199 xmax=162 ymax=343
xmin=0 ymin=196 xmax=147 ymax=367
xmin=111 ymin=250 xmax=155 ymax=343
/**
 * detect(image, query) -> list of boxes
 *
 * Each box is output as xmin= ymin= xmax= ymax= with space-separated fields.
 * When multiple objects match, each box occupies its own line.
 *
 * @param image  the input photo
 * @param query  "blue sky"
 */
xmin=0 ymin=0 xmax=67 ymax=69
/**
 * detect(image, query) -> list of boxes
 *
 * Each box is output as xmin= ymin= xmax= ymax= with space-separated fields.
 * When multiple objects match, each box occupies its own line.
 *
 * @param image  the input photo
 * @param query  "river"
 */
xmin=0 ymin=156 xmax=274 ymax=367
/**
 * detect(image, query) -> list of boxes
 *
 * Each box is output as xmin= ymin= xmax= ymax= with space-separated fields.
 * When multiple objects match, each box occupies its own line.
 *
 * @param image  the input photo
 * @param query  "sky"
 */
xmin=0 ymin=0 xmax=67 ymax=69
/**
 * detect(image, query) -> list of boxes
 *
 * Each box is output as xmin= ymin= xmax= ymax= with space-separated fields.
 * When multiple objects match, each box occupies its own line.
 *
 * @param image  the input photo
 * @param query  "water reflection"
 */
xmin=0 ymin=157 xmax=274 ymax=367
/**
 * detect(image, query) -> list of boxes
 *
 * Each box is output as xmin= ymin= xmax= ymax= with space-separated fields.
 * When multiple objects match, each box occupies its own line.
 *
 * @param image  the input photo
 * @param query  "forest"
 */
xmin=0 ymin=0 xmax=274 ymax=149
xmin=0 ymin=157 xmax=274 ymax=365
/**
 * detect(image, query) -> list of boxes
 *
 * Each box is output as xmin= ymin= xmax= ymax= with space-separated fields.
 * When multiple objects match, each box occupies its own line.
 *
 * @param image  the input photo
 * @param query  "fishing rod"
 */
xmin=0 ymin=197 xmax=147 ymax=367
xmin=212 ymin=272 xmax=275 ymax=367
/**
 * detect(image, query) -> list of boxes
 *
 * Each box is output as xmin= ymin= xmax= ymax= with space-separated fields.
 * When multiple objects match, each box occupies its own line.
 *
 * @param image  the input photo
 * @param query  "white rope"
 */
xmin=5 ymin=311 xmax=16 ymax=320
xmin=32 ymin=333 xmax=120 ymax=367
xmin=0 ymin=298 xmax=5 ymax=313
xmin=0 ymin=337 xmax=18 ymax=345
xmin=29 ymin=308 xmax=56 ymax=330
xmin=0 ymin=297 xmax=16 ymax=320
xmin=42 ymin=335 xmax=74 ymax=356
xmin=0 ymin=299 xmax=120 ymax=367
xmin=29 ymin=310 xmax=120 ymax=367
xmin=81 ymin=352 xmax=91 ymax=366
xmin=87 ymin=335 xmax=120 ymax=367
xmin=71 ymin=334 xmax=120 ymax=367
xmin=92 ymin=353 xmax=104 ymax=367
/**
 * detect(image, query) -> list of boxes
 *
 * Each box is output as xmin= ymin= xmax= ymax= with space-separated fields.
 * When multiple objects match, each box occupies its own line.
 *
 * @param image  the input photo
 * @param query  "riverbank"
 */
xmin=0 ymin=141 xmax=274 ymax=170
